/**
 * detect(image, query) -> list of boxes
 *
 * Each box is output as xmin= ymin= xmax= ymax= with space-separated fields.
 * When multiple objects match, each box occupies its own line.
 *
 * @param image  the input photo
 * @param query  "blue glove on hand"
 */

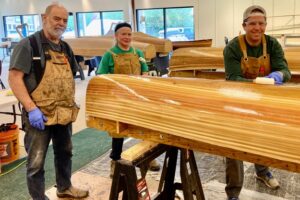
xmin=265 ymin=71 xmax=283 ymax=84
xmin=28 ymin=108 xmax=48 ymax=130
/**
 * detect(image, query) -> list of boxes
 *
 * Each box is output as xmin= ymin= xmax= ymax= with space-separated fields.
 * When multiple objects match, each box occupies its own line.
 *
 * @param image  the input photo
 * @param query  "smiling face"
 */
xmin=243 ymin=15 xmax=267 ymax=46
xmin=42 ymin=5 xmax=68 ymax=43
xmin=115 ymin=27 xmax=132 ymax=50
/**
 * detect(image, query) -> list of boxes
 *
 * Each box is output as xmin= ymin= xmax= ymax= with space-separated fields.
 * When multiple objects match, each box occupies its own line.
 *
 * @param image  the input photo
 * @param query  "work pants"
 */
xmin=109 ymin=138 xmax=124 ymax=160
xmin=23 ymin=111 xmax=73 ymax=200
xmin=225 ymin=158 xmax=269 ymax=198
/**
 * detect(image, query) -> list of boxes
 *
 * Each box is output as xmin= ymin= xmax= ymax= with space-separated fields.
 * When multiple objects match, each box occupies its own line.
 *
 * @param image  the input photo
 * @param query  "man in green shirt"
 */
xmin=97 ymin=22 xmax=160 ymax=178
xmin=223 ymin=5 xmax=291 ymax=200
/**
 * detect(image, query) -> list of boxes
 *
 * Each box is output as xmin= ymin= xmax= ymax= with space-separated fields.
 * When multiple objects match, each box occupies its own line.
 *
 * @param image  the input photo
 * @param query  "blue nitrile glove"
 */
xmin=265 ymin=71 xmax=283 ymax=84
xmin=28 ymin=108 xmax=48 ymax=130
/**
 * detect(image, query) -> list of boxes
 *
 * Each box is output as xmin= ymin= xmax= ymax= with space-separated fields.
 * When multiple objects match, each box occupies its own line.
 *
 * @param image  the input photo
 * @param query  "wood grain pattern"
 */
xmin=284 ymin=47 xmax=300 ymax=71
xmin=86 ymin=75 xmax=300 ymax=172
xmin=132 ymin=32 xmax=173 ymax=53
xmin=169 ymin=70 xmax=300 ymax=83
xmin=169 ymin=47 xmax=300 ymax=72
xmin=169 ymin=47 xmax=224 ymax=71
xmin=172 ymin=39 xmax=213 ymax=50
xmin=121 ymin=141 xmax=160 ymax=161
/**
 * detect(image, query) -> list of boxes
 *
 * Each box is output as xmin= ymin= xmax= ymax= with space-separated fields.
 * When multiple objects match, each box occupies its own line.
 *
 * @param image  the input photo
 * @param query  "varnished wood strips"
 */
xmin=86 ymin=75 xmax=300 ymax=171
xmin=172 ymin=39 xmax=213 ymax=50
xmin=169 ymin=47 xmax=224 ymax=71
xmin=169 ymin=47 xmax=300 ymax=72
xmin=132 ymin=32 xmax=173 ymax=53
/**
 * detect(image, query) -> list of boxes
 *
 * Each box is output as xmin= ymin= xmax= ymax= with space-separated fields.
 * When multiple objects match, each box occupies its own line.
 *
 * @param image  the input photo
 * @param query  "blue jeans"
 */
xmin=23 ymin=111 xmax=73 ymax=200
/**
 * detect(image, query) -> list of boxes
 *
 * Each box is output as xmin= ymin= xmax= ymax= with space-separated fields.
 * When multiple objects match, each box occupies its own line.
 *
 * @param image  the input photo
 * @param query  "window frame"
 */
xmin=3 ymin=14 xmax=41 ymax=40
xmin=76 ymin=10 xmax=124 ymax=37
xmin=136 ymin=6 xmax=195 ymax=41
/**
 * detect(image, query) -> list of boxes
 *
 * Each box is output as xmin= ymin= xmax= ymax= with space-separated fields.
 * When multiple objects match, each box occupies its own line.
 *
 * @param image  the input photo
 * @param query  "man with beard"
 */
xmin=8 ymin=3 xmax=88 ymax=200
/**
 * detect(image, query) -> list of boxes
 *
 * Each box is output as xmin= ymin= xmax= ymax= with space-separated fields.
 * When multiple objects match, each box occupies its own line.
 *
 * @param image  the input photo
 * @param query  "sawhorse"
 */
xmin=109 ymin=141 xmax=205 ymax=200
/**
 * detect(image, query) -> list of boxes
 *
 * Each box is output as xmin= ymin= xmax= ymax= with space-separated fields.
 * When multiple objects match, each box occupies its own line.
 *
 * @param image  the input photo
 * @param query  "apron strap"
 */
xmin=238 ymin=35 xmax=248 ymax=61
xmin=262 ymin=35 xmax=267 ymax=58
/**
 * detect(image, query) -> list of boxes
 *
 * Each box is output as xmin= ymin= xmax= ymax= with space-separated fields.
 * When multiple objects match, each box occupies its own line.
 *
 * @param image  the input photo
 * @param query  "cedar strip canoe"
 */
xmin=169 ymin=70 xmax=300 ymax=83
xmin=64 ymin=37 xmax=156 ymax=60
xmin=132 ymin=32 xmax=173 ymax=54
xmin=86 ymin=74 xmax=300 ymax=172
xmin=172 ymin=39 xmax=213 ymax=50
xmin=169 ymin=47 xmax=300 ymax=71
xmin=169 ymin=47 xmax=224 ymax=70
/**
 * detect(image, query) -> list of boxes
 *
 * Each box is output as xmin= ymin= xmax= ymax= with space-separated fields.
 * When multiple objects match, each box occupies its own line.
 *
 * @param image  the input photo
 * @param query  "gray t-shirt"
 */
xmin=9 ymin=30 xmax=79 ymax=92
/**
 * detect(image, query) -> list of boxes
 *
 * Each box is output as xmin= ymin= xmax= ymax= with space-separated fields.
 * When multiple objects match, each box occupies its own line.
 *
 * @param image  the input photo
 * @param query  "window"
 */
xmin=77 ymin=11 xmax=123 ymax=37
xmin=77 ymin=12 xmax=101 ymax=36
xmin=102 ymin=11 xmax=124 ymax=35
xmin=137 ymin=9 xmax=163 ymax=38
xmin=3 ymin=16 xmax=21 ymax=40
xmin=137 ymin=7 xmax=194 ymax=41
xmin=23 ymin=15 xmax=41 ymax=35
xmin=3 ymin=15 xmax=41 ymax=41
xmin=166 ymin=8 xmax=194 ymax=41
xmin=63 ymin=14 xmax=76 ymax=38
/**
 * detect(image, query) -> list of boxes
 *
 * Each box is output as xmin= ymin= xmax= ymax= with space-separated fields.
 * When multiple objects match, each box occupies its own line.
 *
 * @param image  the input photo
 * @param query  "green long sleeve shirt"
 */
xmin=97 ymin=45 xmax=148 ymax=74
xmin=223 ymin=34 xmax=291 ymax=82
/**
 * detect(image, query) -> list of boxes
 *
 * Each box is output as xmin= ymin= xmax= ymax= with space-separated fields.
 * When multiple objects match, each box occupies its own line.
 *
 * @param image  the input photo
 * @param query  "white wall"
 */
xmin=197 ymin=0 xmax=300 ymax=46
xmin=2 ymin=0 xmax=300 ymax=47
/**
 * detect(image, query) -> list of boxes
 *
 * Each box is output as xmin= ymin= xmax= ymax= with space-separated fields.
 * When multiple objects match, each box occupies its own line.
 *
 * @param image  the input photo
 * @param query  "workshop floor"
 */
xmin=1 ymin=57 xmax=300 ymax=200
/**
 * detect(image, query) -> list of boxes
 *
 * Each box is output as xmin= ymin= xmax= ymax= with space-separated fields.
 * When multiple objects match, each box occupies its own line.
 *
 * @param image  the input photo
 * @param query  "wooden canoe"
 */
xmin=132 ymin=32 xmax=173 ymax=54
xmin=169 ymin=47 xmax=224 ymax=71
xmin=86 ymin=74 xmax=300 ymax=172
xmin=169 ymin=47 xmax=300 ymax=71
xmin=168 ymin=47 xmax=300 ymax=82
xmin=168 ymin=70 xmax=300 ymax=83
xmin=284 ymin=47 xmax=300 ymax=71
xmin=64 ymin=37 xmax=156 ymax=60
xmin=172 ymin=39 xmax=213 ymax=50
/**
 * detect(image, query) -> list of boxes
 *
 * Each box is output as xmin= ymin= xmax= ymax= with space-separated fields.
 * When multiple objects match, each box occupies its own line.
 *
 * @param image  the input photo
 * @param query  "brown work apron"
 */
xmin=238 ymin=35 xmax=271 ymax=79
xmin=31 ymin=49 xmax=79 ymax=125
xmin=109 ymin=48 xmax=141 ymax=75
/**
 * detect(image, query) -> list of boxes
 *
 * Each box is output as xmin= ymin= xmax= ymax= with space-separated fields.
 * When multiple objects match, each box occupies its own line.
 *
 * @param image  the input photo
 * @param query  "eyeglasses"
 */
xmin=245 ymin=21 xmax=267 ymax=27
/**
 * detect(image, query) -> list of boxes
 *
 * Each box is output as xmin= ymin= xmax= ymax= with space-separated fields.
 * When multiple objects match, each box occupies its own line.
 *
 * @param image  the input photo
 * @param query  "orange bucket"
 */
xmin=0 ymin=124 xmax=19 ymax=165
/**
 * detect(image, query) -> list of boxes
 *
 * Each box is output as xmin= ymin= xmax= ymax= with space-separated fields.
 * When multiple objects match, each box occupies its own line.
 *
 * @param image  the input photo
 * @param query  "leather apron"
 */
xmin=31 ymin=49 xmax=79 ymax=125
xmin=238 ymin=35 xmax=271 ymax=79
xmin=109 ymin=48 xmax=141 ymax=75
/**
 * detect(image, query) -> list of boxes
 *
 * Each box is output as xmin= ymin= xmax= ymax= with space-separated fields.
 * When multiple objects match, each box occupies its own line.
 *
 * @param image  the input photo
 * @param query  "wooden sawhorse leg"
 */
xmin=155 ymin=148 xmax=205 ymax=200
xmin=109 ymin=143 xmax=168 ymax=200
xmin=109 ymin=146 xmax=205 ymax=200
xmin=180 ymin=149 xmax=205 ymax=200
xmin=109 ymin=159 xmax=139 ymax=200
xmin=155 ymin=147 xmax=178 ymax=199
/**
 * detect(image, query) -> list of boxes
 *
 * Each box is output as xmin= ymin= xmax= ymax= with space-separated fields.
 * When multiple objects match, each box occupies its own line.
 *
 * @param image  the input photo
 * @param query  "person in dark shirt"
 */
xmin=8 ymin=3 xmax=88 ymax=200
